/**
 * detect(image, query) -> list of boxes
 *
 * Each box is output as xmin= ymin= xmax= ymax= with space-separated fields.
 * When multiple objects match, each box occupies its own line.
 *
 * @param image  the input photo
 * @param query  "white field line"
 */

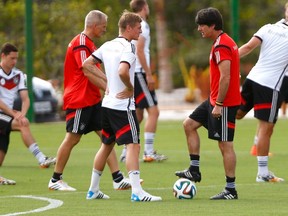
xmin=0 ymin=195 xmax=63 ymax=216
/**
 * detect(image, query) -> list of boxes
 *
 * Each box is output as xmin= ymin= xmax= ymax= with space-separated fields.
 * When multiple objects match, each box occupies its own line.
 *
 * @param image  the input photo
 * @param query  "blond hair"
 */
xmin=118 ymin=10 xmax=142 ymax=34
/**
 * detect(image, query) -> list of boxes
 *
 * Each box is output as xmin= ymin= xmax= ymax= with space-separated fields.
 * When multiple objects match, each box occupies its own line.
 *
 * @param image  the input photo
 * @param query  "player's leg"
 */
xmin=210 ymin=106 xmax=238 ymax=200
xmin=142 ymin=105 xmax=167 ymax=162
xmin=0 ymin=132 xmax=9 ymax=166
xmin=86 ymin=142 xmax=114 ymax=200
xmin=0 ymin=150 xmax=5 ymax=166
xmin=175 ymin=100 xmax=210 ymax=182
xmin=126 ymin=142 xmax=161 ymax=201
xmin=210 ymin=140 xmax=238 ymax=200
xmin=49 ymin=107 xmax=89 ymax=191
xmin=115 ymin=109 xmax=161 ymax=201
xmin=94 ymin=130 xmax=131 ymax=190
xmin=48 ymin=132 xmax=81 ymax=191
xmin=255 ymin=120 xmax=283 ymax=182
xmin=253 ymin=86 xmax=283 ymax=182
xmin=175 ymin=117 xmax=202 ymax=182
xmin=11 ymin=117 xmax=55 ymax=168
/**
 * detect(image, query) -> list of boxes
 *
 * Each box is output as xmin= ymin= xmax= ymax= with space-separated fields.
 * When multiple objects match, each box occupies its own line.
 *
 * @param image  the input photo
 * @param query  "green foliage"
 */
xmin=0 ymin=0 xmax=286 ymax=86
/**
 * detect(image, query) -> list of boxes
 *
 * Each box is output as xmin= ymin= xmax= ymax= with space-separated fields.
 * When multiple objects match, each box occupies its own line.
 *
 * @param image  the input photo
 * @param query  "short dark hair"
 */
xmin=195 ymin=7 xmax=223 ymax=30
xmin=130 ymin=0 xmax=147 ymax=13
xmin=1 ymin=43 xmax=18 ymax=55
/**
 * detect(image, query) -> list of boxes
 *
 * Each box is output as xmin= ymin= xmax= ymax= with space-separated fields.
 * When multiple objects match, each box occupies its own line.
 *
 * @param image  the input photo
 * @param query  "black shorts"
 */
xmin=240 ymin=79 xmax=282 ymax=123
xmin=101 ymin=107 xmax=140 ymax=146
xmin=134 ymin=73 xmax=158 ymax=109
xmin=66 ymin=102 xmax=102 ymax=134
xmin=0 ymin=112 xmax=13 ymax=153
xmin=280 ymin=76 xmax=288 ymax=103
xmin=189 ymin=100 xmax=238 ymax=142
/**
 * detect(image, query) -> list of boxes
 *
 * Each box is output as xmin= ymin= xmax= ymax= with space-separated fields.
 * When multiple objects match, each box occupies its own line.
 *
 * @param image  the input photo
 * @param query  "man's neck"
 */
xmin=0 ymin=63 xmax=11 ymax=74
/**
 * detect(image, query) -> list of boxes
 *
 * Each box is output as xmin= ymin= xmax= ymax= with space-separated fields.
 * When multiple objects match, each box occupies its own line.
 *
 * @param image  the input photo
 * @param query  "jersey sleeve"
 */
xmin=213 ymin=45 xmax=232 ymax=64
xmin=253 ymin=24 xmax=270 ymax=41
xmin=120 ymin=44 xmax=136 ymax=67
xmin=140 ymin=21 xmax=149 ymax=40
xmin=18 ymin=72 xmax=28 ymax=91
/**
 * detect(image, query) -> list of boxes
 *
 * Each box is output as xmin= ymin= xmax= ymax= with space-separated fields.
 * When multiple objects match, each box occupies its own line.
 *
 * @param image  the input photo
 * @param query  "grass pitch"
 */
xmin=0 ymin=118 xmax=287 ymax=215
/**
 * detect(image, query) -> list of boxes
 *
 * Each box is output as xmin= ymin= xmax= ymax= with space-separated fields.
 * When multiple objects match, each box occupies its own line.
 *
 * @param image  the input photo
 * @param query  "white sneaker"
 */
xmin=143 ymin=151 xmax=168 ymax=162
xmin=0 ymin=176 xmax=16 ymax=185
xmin=256 ymin=171 xmax=284 ymax=183
xmin=113 ymin=177 xmax=144 ymax=190
xmin=48 ymin=179 xmax=76 ymax=191
xmin=86 ymin=190 xmax=110 ymax=200
xmin=131 ymin=190 xmax=162 ymax=202
xmin=40 ymin=157 xmax=56 ymax=168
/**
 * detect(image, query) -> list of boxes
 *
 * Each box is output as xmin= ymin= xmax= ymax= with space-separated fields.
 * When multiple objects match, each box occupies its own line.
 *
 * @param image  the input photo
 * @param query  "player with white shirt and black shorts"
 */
xmin=120 ymin=0 xmax=167 ymax=163
xmin=237 ymin=18 xmax=288 ymax=183
xmin=0 ymin=43 xmax=55 ymax=175
xmin=82 ymin=10 xmax=162 ymax=202
xmin=48 ymin=10 xmax=131 ymax=192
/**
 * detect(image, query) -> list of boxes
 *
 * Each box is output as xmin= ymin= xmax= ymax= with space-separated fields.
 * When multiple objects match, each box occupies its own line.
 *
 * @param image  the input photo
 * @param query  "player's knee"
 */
xmin=183 ymin=118 xmax=192 ymax=131
xmin=236 ymin=110 xmax=246 ymax=120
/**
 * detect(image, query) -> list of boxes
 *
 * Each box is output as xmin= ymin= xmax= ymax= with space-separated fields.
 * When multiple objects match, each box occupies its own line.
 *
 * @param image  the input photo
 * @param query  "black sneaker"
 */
xmin=210 ymin=189 xmax=238 ymax=200
xmin=175 ymin=169 xmax=201 ymax=182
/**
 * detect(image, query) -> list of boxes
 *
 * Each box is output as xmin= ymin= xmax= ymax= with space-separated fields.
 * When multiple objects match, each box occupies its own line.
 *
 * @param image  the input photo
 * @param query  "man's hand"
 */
xmin=14 ymin=111 xmax=29 ymax=126
xmin=212 ymin=105 xmax=222 ymax=119
xmin=116 ymin=87 xmax=134 ymax=99
xmin=146 ymin=74 xmax=155 ymax=91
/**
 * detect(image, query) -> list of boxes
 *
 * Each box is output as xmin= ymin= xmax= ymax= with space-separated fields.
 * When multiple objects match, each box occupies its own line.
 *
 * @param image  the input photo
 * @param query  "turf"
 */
xmin=0 ymin=118 xmax=287 ymax=215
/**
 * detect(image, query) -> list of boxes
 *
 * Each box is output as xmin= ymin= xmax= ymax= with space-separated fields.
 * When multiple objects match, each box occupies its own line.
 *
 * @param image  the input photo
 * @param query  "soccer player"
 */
xmin=175 ymin=7 xmax=240 ymax=200
xmin=249 ymin=1 xmax=288 ymax=157
xmin=236 ymin=10 xmax=288 ymax=183
xmin=48 ymin=10 xmax=131 ymax=191
xmin=120 ymin=0 xmax=167 ymax=163
xmin=0 ymin=43 xmax=56 ymax=169
xmin=82 ymin=10 xmax=162 ymax=201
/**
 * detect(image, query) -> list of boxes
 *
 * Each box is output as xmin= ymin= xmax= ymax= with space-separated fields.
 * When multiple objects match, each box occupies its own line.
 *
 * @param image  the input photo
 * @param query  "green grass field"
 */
xmin=0 ymin=118 xmax=288 ymax=216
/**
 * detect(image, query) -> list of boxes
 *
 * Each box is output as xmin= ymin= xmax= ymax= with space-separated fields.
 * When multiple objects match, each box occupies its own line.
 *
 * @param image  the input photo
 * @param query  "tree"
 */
xmin=152 ymin=0 xmax=173 ymax=92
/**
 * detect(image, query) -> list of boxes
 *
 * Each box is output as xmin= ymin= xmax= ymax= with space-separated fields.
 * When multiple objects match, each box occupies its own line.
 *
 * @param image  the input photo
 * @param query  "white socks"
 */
xmin=89 ymin=169 xmax=102 ymax=192
xmin=128 ymin=170 xmax=142 ymax=194
xmin=28 ymin=143 xmax=46 ymax=163
xmin=257 ymin=156 xmax=269 ymax=176
xmin=144 ymin=132 xmax=155 ymax=155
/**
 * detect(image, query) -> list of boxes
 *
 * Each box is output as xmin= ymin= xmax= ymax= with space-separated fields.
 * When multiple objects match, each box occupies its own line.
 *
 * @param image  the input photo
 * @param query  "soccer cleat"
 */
xmin=131 ymin=191 xmax=162 ymax=202
xmin=40 ymin=157 xmax=56 ymax=168
xmin=113 ymin=177 xmax=144 ymax=190
xmin=86 ymin=190 xmax=110 ymax=200
xmin=210 ymin=189 xmax=238 ymax=200
xmin=256 ymin=171 xmax=284 ymax=183
xmin=175 ymin=169 xmax=201 ymax=182
xmin=143 ymin=151 xmax=168 ymax=162
xmin=0 ymin=176 xmax=16 ymax=185
xmin=250 ymin=145 xmax=272 ymax=156
xmin=113 ymin=177 xmax=131 ymax=190
xmin=48 ymin=179 xmax=76 ymax=191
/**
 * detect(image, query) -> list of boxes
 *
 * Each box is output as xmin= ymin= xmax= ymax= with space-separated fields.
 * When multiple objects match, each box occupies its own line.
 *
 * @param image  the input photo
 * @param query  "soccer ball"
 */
xmin=173 ymin=178 xmax=197 ymax=199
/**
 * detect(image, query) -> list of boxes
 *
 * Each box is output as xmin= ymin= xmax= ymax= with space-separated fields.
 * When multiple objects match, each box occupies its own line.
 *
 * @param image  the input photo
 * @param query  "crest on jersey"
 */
xmin=13 ymin=76 xmax=20 ymax=85
xmin=0 ymin=78 xmax=5 ymax=86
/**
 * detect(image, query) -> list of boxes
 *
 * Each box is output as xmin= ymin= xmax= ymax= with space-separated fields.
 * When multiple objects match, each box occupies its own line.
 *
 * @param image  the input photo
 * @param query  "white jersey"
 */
xmin=0 ymin=67 xmax=27 ymax=110
xmin=92 ymin=37 xmax=136 ymax=111
xmin=132 ymin=19 xmax=150 ymax=73
xmin=247 ymin=22 xmax=288 ymax=91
